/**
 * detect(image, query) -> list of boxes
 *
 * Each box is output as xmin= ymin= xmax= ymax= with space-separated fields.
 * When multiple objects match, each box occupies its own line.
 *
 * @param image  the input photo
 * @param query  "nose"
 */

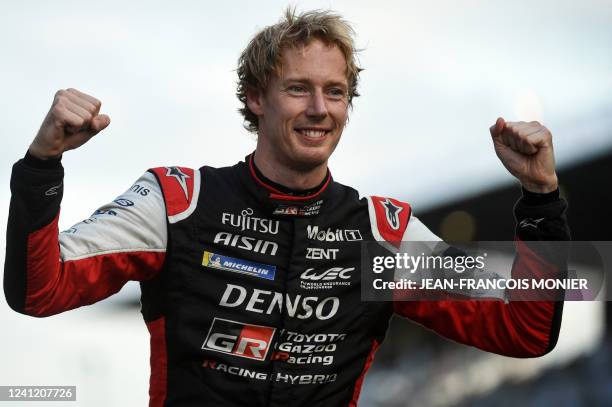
xmin=305 ymin=89 xmax=328 ymax=119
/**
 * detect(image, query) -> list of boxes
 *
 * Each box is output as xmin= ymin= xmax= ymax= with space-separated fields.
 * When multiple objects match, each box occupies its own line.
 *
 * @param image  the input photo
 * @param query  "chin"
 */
xmin=289 ymin=148 xmax=332 ymax=172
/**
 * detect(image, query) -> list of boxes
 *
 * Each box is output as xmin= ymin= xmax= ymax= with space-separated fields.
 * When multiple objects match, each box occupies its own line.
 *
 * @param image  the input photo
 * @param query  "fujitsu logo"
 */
xmin=222 ymin=208 xmax=280 ymax=235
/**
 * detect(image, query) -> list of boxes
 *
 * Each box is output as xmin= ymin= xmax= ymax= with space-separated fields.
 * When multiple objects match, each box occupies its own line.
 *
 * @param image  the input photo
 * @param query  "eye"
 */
xmin=328 ymin=88 xmax=347 ymax=99
xmin=287 ymin=85 xmax=308 ymax=94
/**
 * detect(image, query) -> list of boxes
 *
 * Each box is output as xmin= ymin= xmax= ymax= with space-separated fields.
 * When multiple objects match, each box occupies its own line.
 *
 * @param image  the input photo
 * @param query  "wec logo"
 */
xmin=202 ymin=318 xmax=276 ymax=361
xmin=300 ymin=267 xmax=353 ymax=281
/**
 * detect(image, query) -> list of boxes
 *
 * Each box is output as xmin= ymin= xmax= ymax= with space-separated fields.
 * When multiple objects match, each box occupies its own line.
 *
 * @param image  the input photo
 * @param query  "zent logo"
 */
xmin=306 ymin=248 xmax=339 ymax=260
xmin=202 ymin=318 xmax=276 ymax=361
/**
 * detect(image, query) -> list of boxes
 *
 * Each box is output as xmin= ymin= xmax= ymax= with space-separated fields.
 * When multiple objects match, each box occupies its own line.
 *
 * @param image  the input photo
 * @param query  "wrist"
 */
xmin=520 ymin=176 xmax=558 ymax=194
xmin=521 ymin=186 xmax=560 ymax=206
xmin=28 ymin=143 xmax=62 ymax=160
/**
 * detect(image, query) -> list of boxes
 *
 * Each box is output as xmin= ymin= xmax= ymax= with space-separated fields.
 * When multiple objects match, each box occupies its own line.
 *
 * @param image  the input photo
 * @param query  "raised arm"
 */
xmin=374 ymin=118 xmax=570 ymax=357
xmin=4 ymin=89 xmax=167 ymax=317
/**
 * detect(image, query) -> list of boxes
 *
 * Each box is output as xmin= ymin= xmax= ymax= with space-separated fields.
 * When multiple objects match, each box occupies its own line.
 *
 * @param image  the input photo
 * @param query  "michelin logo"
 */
xmin=202 ymin=251 xmax=276 ymax=280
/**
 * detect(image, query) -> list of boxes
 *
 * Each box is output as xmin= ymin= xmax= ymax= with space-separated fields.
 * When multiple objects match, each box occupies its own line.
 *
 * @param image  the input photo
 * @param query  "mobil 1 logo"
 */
xmin=306 ymin=225 xmax=362 ymax=242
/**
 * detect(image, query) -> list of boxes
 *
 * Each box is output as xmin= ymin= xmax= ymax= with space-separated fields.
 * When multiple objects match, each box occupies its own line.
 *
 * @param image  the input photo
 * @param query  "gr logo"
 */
xmin=202 ymin=318 xmax=276 ymax=361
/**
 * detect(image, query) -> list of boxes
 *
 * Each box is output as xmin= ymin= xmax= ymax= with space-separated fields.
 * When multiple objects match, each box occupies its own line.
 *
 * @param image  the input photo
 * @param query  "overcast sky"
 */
xmin=1 ymin=0 xmax=611 ymax=231
xmin=1 ymin=2 xmax=610 ymax=405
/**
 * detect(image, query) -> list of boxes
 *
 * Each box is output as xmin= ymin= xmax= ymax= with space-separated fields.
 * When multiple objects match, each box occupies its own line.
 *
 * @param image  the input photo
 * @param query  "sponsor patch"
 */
xmin=300 ymin=267 xmax=353 ymax=290
xmin=113 ymin=198 xmax=134 ymax=207
xmin=213 ymin=232 xmax=279 ymax=256
xmin=273 ymin=200 xmax=323 ymax=217
xmin=202 ymin=318 xmax=276 ymax=361
xmin=202 ymin=251 xmax=276 ymax=280
xmin=306 ymin=225 xmax=362 ymax=242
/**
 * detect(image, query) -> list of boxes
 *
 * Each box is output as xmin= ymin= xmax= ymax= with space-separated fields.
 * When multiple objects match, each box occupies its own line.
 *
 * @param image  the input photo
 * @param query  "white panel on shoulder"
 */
xmin=401 ymin=214 xmax=443 ymax=242
xmin=399 ymin=214 xmax=446 ymax=264
xmin=59 ymin=172 xmax=167 ymax=261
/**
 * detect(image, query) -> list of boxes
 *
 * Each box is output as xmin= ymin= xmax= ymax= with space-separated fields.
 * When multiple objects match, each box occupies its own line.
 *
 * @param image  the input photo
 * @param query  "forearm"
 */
xmin=4 ymin=152 xmax=64 ymax=314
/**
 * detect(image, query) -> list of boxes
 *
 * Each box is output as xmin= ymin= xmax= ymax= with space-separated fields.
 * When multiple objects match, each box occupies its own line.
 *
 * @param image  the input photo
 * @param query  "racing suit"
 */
xmin=4 ymin=152 xmax=570 ymax=407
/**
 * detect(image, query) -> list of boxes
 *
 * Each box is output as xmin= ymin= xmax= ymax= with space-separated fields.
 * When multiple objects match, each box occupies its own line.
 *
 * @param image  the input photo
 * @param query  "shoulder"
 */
xmin=359 ymin=193 xmax=442 ymax=249
xmin=148 ymin=166 xmax=201 ymax=223
xmin=364 ymin=195 xmax=412 ymax=248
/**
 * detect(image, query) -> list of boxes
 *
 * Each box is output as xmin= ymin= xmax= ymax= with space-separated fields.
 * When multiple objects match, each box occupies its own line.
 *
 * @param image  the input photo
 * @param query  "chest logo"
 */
xmin=202 ymin=251 xmax=276 ymax=280
xmin=300 ymin=267 xmax=354 ymax=290
xmin=213 ymin=232 xmax=279 ymax=256
xmin=202 ymin=318 xmax=276 ymax=361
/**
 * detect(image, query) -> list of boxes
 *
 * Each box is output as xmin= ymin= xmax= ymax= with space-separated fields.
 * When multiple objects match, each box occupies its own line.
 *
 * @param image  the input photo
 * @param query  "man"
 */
xmin=4 ymin=9 xmax=569 ymax=407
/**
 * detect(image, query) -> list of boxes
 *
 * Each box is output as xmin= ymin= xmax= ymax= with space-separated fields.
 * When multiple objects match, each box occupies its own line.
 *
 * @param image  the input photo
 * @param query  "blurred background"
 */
xmin=1 ymin=1 xmax=610 ymax=405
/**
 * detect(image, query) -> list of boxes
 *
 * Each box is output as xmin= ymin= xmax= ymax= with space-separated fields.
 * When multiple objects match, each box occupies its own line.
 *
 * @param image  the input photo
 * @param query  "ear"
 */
xmin=246 ymin=87 xmax=265 ymax=116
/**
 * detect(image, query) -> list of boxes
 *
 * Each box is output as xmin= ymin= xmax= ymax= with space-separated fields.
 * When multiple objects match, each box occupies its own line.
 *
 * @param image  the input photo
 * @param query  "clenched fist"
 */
xmin=29 ymin=89 xmax=110 ymax=160
xmin=489 ymin=117 xmax=558 ymax=193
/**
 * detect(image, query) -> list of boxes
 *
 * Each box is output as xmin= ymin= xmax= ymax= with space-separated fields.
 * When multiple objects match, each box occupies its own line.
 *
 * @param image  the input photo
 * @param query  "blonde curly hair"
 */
xmin=236 ymin=8 xmax=362 ymax=133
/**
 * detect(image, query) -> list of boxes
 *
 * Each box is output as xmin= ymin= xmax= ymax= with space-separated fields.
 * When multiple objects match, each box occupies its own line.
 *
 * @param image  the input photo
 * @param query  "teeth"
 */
xmin=298 ymin=129 xmax=326 ymax=138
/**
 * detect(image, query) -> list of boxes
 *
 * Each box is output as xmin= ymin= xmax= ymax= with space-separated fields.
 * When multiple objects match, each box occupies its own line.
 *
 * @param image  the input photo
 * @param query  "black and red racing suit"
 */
xmin=4 ymin=152 xmax=570 ymax=406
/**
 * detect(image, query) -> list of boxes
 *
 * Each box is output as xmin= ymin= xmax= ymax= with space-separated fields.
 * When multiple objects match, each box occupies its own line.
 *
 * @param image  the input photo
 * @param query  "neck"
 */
xmin=253 ymin=151 xmax=328 ymax=192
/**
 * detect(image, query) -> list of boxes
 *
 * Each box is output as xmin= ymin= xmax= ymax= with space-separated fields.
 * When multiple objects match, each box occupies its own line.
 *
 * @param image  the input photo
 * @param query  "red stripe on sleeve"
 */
xmin=24 ymin=213 xmax=165 ymax=317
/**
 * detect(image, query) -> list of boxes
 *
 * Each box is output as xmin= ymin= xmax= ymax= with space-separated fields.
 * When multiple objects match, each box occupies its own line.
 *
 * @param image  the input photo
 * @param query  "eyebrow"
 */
xmin=282 ymin=77 xmax=348 ymax=89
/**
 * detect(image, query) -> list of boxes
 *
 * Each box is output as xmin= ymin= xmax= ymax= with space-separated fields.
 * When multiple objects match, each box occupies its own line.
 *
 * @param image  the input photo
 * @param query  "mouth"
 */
xmin=294 ymin=127 xmax=332 ymax=139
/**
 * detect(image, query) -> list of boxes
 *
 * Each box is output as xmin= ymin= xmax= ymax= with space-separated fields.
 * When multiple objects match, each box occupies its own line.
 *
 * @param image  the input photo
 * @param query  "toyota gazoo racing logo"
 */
xmin=300 ymin=267 xmax=353 ymax=290
xmin=222 ymin=208 xmax=280 ymax=235
xmin=271 ymin=329 xmax=347 ymax=366
xmin=306 ymin=225 xmax=362 ymax=242
xmin=202 ymin=318 xmax=276 ymax=361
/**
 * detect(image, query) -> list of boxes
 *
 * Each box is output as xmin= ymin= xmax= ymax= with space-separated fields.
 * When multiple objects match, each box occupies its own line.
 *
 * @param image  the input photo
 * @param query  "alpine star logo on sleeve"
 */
xmin=382 ymin=198 xmax=403 ymax=230
xmin=519 ymin=217 xmax=545 ymax=229
xmin=44 ymin=182 xmax=63 ymax=196
xmin=165 ymin=166 xmax=191 ymax=201
xmin=202 ymin=318 xmax=276 ymax=361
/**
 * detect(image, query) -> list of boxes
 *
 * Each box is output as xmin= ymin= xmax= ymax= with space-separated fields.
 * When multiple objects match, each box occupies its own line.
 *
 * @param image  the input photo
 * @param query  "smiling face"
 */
xmin=248 ymin=38 xmax=350 ymax=173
